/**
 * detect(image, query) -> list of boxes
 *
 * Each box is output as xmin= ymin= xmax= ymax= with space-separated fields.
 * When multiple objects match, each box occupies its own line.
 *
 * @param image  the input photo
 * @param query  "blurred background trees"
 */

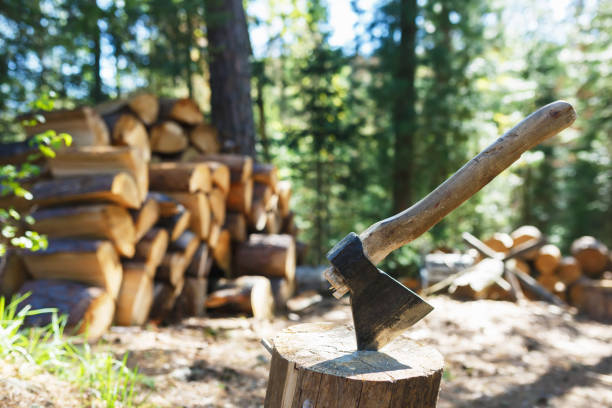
xmin=0 ymin=0 xmax=609 ymax=275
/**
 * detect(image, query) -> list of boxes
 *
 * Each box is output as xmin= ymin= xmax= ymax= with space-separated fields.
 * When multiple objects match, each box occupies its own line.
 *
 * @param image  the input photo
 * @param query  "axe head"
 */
xmin=327 ymin=233 xmax=433 ymax=350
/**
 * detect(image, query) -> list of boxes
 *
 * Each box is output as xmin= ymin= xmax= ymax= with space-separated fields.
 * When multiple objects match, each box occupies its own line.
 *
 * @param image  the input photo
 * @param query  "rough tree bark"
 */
xmin=204 ymin=0 xmax=256 ymax=156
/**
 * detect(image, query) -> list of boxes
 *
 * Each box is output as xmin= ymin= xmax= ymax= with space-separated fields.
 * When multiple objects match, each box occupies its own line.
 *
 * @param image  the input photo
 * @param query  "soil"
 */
xmin=100 ymin=295 xmax=611 ymax=408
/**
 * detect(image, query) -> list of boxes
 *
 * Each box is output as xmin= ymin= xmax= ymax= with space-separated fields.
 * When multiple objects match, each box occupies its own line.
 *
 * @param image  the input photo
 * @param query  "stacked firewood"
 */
xmin=0 ymin=94 xmax=301 ymax=339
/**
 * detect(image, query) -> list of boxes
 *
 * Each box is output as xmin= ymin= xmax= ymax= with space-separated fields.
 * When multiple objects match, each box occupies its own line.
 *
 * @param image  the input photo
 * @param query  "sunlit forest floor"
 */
xmin=2 ymin=296 xmax=611 ymax=407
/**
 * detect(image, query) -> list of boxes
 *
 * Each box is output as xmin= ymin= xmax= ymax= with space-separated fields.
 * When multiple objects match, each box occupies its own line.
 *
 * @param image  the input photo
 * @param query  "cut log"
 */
xmin=130 ymin=195 xmax=161 ymax=241
xmin=18 ymin=279 xmax=114 ymax=341
xmin=207 ymin=188 xmax=226 ymax=224
xmin=568 ymin=277 xmax=590 ymax=309
xmin=157 ymin=210 xmax=191 ymax=241
xmin=233 ymin=234 xmax=296 ymax=282
xmin=30 ymin=172 xmax=140 ymax=209
xmin=248 ymin=198 xmax=267 ymax=231
xmin=534 ymin=244 xmax=562 ymax=275
xmin=510 ymin=225 xmax=542 ymax=260
xmin=227 ymin=179 xmax=253 ymax=214
xmin=175 ymin=277 xmax=208 ymax=317
xmin=204 ymin=162 xmax=230 ymax=195
xmin=212 ymin=229 xmax=232 ymax=274
xmin=281 ymin=211 xmax=298 ymax=236
xmin=537 ymin=274 xmax=560 ymax=292
xmin=159 ymin=98 xmax=203 ymax=125
xmin=295 ymin=266 xmax=328 ymax=294
xmin=483 ymin=232 xmax=513 ymax=254
xmin=149 ymin=162 xmax=212 ymax=193
xmin=164 ymin=192 xmax=211 ymax=239
xmin=186 ymin=244 xmax=213 ymax=278
xmin=249 ymin=182 xmax=271 ymax=228
xmin=276 ymin=180 xmax=291 ymax=217
xmin=150 ymin=121 xmax=189 ymax=154
xmin=189 ymin=154 xmax=252 ymax=183
xmin=148 ymin=192 xmax=183 ymax=217
xmin=264 ymin=322 xmax=443 ymax=408
xmin=156 ymin=251 xmax=188 ymax=287
xmin=32 ymin=204 xmax=136 ymax=257
xmin=207 ymin=221 xmax=222 ymax=248
xmin=106 ymin=113 xmax=151 ymax=160
xmin=20 ymin=239 xmax=123 ymax=299
xmin=449 ymin=258 xmax=507 ymax=300
xmin=265 ymin=210 xmax=283 ymax=235
xmin=116 ymin=264 xmax=154 ymax=326
xmin=224 ymin=212 xmax=247 ymax=242
xmin=557 ymin=256 xmax=582 ymax=285
xmin=579 ymin=279 xmax=612 ymax=321
xmin=206 ymin=276 xmax=275 ymax=319
xmin=121 ymin=260 xmax=156 ymax=279
xmin=22 ymin=107 xmax=109 ymax=147
xmin=189 ymin=123 xmax=220 ymax=154
xmin=48 ymin=146 xmax=148 ymax=203
xmin=0 ymin=251 xmax=30 ymax=298
xmin=169 ymin=230 xmax=200 ymax=263
xmin=96 ymin=93 xmax=159 ymax=125
xmin=150 ymin=280 xmax=184 ymax=322
xmin=252 ymin=163 xmax=278 ymax=192
xmin=269 ymin=277 xmax=295 ymax=312
xmin=570 ymin=236 xmax=609 ymax=278
xmin=135 ymin=228 xmax=169 ymax=269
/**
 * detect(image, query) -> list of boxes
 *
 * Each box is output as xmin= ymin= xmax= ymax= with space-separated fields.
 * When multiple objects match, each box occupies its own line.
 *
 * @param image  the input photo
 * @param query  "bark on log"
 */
xmin=265 ymin=210 xmax=283 ymax=235
xmin=0 ymin=140 xmax=40 ymax=165
xmin=158 ymin=98 xmax=203 ymax=125
xmin=169 ymin=230 xmax=200 ymax=264
xmin=32 ymin=204 xmax=136 ymax=257
xmin=150 ymin=121 xmax=189 ymax=154
xmin=95 ymin=93 xmax=159 ymax=125
xmin=48 ymin=146 xmax=148 ymax=203
xmin=233 ymin=234 xmax=296 ymax=282
xmin=20 ymin=239 xmax=123 ymax=299
xmin=130 ymin=195 xmax=161 ymax=241
xmin=116 ymin=264 xmax=154 ymax=326
xmin=269 ymin=277 xmax=295 ymax=312
xmin=150 ymin=280 xmax=184 ymax=322
xmin=186 ymin=243 xmax=213 ymax=278
xmin=252 ymin=163 xmax=278 ymax=192
xmin=157 ymin=251 xmax=188 ymax=287
xmin=157 ymin=210 xmax=191 ymax=241
xmin=164 ymin=192 xmax=211 ymax=239
xmin=534 ymin=244 xmax=562 ymax=275
xmin=104 ymin=113 xmax=151 ymax=160
xmin=264 ymin=322 xmax=443 ymax=408
xmin=148 ymin=192 xmax=184 ymax=217
xmin=135 ymin=227 xmax=169 ymax=269
xmin=224 ymin=212 xmax=247 ymax=242
xmin=579 ymin=279 xmax=612 ymax=321
xmin=149 ymin=162 xmax=212 ymax=193
xmin=557 ymin=256 xmax=582 ymax=285
xmin=510 ymin=225 xmax=542 ymax=260
xmin=207 ymin=188 xmax=226 ymax=224
xmin=204 ymin=161 xmax=230 ymax=195
xmin=175 ymin=277 xmax=208 ymax=317
xmin=212 ymin=229 xmax=232 ymax=274
xmin=189 ymin=154 xmax=252 ymax=183
xmin=206 ymin=276 xmax=274 ymax=319
xmin=227 ymin=179 xmax=253 ymax=214
xmin=571 ymin=236 xmax=609 ymax=278
xmin=0 ymin=251 xmax=29 ymax=298
xmin=276 ymin=180 xmax=291 ymax=217
xmin=122 ymin=260 xmax=156 ymax=279
xmin=18 ymin=279 xmax=115 ymax=341
xmin=295 ymin=266 xmax=329 ymax=294
xmin=189 ymin=123 xmax=220 ymax=154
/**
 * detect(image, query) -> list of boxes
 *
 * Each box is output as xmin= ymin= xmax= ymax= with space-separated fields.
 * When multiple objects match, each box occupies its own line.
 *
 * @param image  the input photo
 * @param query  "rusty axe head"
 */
xmin=326 ymin=233 xmax=433 ymax=350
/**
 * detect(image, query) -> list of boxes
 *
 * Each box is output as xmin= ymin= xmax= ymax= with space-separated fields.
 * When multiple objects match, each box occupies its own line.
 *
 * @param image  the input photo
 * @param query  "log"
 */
xmin=156 ymin=251 xmax=188 ymax=287
xmin=224 ymin=212 xmax=247 ymax=242
xmin=212 ymin=229 xmax=232 ymax=274
xmin=207 ymin=188 xmax=226 ymax=224
xmin=296 ymin=241 xmax=308 ymax=265
xmin=207 ymin=221 xmax=222 ymax=248
xmin=20 ymin=239 xmax=123 ymax=299
xmin=48 ymin=146 xmax=148 ymax=203
xmin=189 ymin=123 xmax=220 ymax=154
xmin=557 ymin=256 xmax=582 ymax=285
xmin=149 ymin=162 xmax=212 ymax=193
xmin=534 ymin=244 xmax=562 ymax=275
xmin=579 ymin=279 xmax=612 ymax=321
xmin=32 ymin=204 xmax=136 ymax=257
xmin=116 ymin=264 xmax=154 ymax=326
xmin=148 ymin=192 xmax=183 ymax=217
xmin=18 ymin=279 xmax=114 ymax=341
xmin=233 ymin=234 xmax=296 ymax=282
xmin=164 ymin=192 xmax=211 ymax=239
xmin=570 ymin=236 xmax=609 ymax=278
xmin=483 ymin=232 xmax=513 ymax=254
xmin=249 ymin=182 xmax=271 ymax=229
xmin=281 ymin=211 xmax=297 ymax=236
xmin=159 ymin=98 xmax=203 ymax=125
xmin=269 ymin=277 xmax=295 ymax=312
xmin=507 ymin=259 xmax=564 ymax=305
xmin=135 ymin=228 xmax=169 ymax=269
xmin=295 ymin=266 xmax=328 ymax=294
xmin=204 ymin=161 xmax=230 ymax=195
xmin=448 ymin=258 xmax=507 ymax=300
xmin=169 ymin=230 xmax=200 ymax=263
xmin=157 ymin=210 xmax=191 ymax=241
xmin=150 ymin=280 xmax=184 ymax=322
xmin=265 ymin=210 xmax=283 ymax=235
xmin=96 ymin=93 xmax=159 ymax=125
xmin=0 ymin=251 xmax=29 ymax=298
xmin=264 ymin=322 xmax=443 ymax=408
xmin=227 ymin=179 xmax=253 ymax=214
xmin=175 ymin=277 xmax=208 ymax=317
xmin=276 ymin=180 xmax=291 ymax=217
xmin=252 ymin=163 xmax=278 ymax=192
xmin=567 ymin=277 xmax=590 ymax=309
xmin=189 ymin=154 xmax=252 ymax=183
xmin=130 ymin=195 xmax=161 ymax=241
xmin=121 ymin=260 xmax=156 ymax=279
xmin=186 ymin=244 xmax=213 ymax=278
xmin=106 ymin=113 xmax=151 ymax=160
xmin=150 ymin=121 xmax=189 ymax=154
xmin=22 ymin=107 xmax=110 ymax=147
xmin=537 ymin=274 xmax=561 ymax=292
xmin=510 ymin=225 xmax=542 ymax=260
xmin=206 ymin=276 xmax=275 ymax=319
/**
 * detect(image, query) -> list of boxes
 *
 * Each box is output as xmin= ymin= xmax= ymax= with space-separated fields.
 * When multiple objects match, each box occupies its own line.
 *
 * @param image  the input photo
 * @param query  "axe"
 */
xmin=325 ymin=101 xmax=576 ymax=350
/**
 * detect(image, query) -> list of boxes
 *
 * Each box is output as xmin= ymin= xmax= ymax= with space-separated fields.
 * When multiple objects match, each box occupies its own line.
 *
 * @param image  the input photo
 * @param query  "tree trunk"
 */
xmin=204 ymin=0 xmax=256 ymax=156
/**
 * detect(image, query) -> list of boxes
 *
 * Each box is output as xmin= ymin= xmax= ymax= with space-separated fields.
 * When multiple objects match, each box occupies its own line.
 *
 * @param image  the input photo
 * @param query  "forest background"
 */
xmin=0 ymin=0 xmax=610 ymax=276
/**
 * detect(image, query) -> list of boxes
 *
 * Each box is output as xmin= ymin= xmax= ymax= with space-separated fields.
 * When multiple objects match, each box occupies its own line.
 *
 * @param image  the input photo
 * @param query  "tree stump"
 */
xmin=264 ymin=322 xmax=443 ymax=408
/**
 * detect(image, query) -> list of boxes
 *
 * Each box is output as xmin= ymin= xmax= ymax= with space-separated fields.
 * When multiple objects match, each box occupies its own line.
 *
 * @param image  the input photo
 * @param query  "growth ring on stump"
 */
xmin=264 ymin=322 xmax=443 ymax=408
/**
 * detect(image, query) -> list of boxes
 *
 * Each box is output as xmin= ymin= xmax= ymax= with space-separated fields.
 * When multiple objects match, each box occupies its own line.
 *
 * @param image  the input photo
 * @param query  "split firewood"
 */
xmin=22 ymin=107 xmax=110 ymax=147
xmin=96 ymin=93 xmax=159 ymax=125
xmin=571 ymin=236 xmax=609 ymax=278
xmin=227 ymin=179 xmax=253 ymax=214
xmin=48 ymin=146 xmax=148 ymax=203
xmin=116 ymin=264 xmax=154 ymax=326
xmin=157 ymin=251 xmax=188 ymax=287
xmin=185 ymin=243 xmax=213 ymax=279
xmin=510 ymin=225 xmax=542 ymax=260
xmin=252 ymin=163 xmax=278 ymax=192
xmin=18 ymin=279 xmax=114 ymax=341
xmin=224 ymin=212 xmax=247 ymax=242
xmin=169 ymin=230 xmax=200 ymax=264
xmin=507 ymin=259 xmax=564 ymax=305
xmin=281 ymin=211 xmax=298 ymax=236
xmin=150 ymin=280 xmax=184 ymax=322
xmin=189 ymin=154 xmax=252 ymax=183
xmin=483 ymin=232 xmax=513 ymax=254
xmin=121 ymin=260 xmax=156 ymax=279
xmin=150 ymin=121 xmax=189 ymax=154
xmin=207 ymin=188 xmax=226 ymax=224
xmin=0 ymin=251 xmax=30 ymax=298
xmin=149 ymin=162 xmax=212 ymax=193
xmin=147 ymin=192 xmax=183 ymax=217
xmin=534 ymin=244 xmax=562 ymax=275
xmin=135 ymin=227 xmax=169 ymax=269
xmin=102 ymin=113 xmax=151 ymax=160
xmin=233 ymin=234 xmax=296 ymax=282
xmin=557 ymin=256 xmax=582 ymax=285
xmin=206 ymin=276 xmax=275 ymax=320
xmin=130 ymin=195 xmax=161 ymax=241
xmin=158 ymin=98 xmax=203 ymax=125
xmin=249 ymin=182 xmax=271 ymax=229
xmin=32 ymin=204 xmax=136 ymax=257
xmin=270 ymin=277 xmax=295 ymax=312
xmin=164 ymin=192 xmax=211 ymax=239
xmin=203 ymin=161 xmax=230 ymax=195
xmin=20 ymin=239 xmax=123 ymax=299
xmin=265 ymin=210 xmax=283 ymax=235
xmin=175 ymin=277 xmax=208 ymax=317
xmin=276 ymin=180 xmax=291 ymax=217
xmin=448 ymin=258 xmax=507 ymax=300
xmin=157 ymin=209 xmax=191 ymax=241
xmin=189 ymin=123 xmax=220 ymax=154
xmin=207 ymin=221 xmax=222 ymax=248
xmin=212 ymin=229 xmax=232 ymax=274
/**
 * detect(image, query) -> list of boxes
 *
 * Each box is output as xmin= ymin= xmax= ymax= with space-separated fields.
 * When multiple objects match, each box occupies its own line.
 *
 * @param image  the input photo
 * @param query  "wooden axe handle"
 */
xmin=359 ymin=101 xmax=576 ymax=265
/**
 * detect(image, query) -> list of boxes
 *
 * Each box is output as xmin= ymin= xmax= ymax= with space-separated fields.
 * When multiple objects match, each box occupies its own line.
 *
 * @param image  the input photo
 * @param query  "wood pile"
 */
xmin=0 ymin=93 xmax=302 ymax=339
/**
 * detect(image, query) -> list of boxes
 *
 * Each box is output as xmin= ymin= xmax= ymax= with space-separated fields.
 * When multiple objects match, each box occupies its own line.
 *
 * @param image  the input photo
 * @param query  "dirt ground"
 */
xmin=100 ymin=295 xmax=611 ymax=408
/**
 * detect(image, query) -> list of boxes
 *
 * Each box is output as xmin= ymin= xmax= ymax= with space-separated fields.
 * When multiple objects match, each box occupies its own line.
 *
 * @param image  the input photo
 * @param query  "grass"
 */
xmin=0 ymin=293 xmax=153 ymax=407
